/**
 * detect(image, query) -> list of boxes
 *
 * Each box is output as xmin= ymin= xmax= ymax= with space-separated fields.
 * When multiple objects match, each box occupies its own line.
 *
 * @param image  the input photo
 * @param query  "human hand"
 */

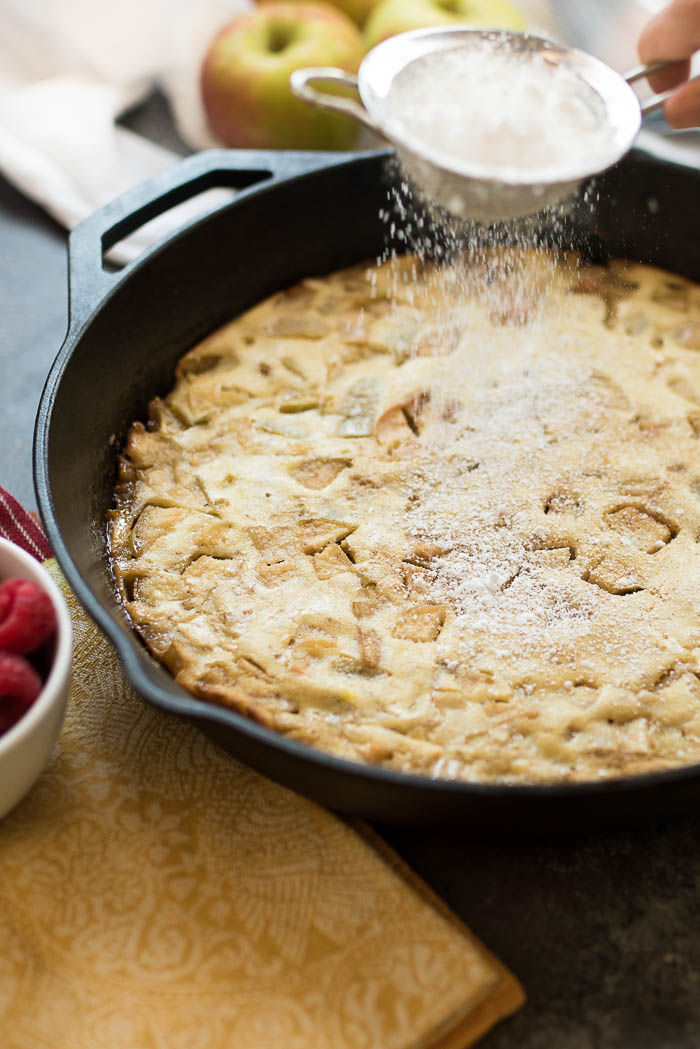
xmin=638 ymin=0 xmax=700 ymax=127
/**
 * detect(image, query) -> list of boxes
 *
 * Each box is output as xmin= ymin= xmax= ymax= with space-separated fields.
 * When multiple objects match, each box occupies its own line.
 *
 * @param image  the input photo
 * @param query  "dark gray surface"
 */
xmin=0 ymin=177 xmax=67 ymax=508
xmin=385 ymin=819 xmax=700 ymax=1049
xmin=1 ymin=92 xmax=699 ymax=1048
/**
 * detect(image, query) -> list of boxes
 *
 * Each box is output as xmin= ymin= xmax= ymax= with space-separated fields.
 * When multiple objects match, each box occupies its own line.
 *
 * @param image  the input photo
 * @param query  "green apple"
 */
xmin=365 ymin=0 xmax=525 ymax=50
xmin=261 ymin=0 xmax=382 ymax=28
xmin=201 ymin=2 xmax=365 ymax=150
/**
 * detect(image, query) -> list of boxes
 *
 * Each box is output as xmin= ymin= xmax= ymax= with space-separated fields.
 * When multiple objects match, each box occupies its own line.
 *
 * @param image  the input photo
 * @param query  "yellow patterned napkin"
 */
xmin=0 ymin=566 xmax=524 ymax=1049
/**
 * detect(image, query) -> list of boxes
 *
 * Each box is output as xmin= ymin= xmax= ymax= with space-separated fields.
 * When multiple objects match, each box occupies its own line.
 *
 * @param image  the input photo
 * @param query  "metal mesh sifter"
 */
xmin=291 ymin=27 xmax=698 ymax=223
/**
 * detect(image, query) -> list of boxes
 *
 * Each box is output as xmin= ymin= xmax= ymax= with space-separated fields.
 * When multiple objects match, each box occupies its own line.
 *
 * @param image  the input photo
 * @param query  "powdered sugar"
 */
xmin=388 ymin=47 xmax=613 ymax=181
xmin=396 ymin=336 xmax=607 ymax=648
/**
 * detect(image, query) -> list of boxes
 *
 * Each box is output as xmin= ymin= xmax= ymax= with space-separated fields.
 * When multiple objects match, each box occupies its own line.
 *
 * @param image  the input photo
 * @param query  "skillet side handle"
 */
xmin=66 ymin=148 xmax=354 ymax=335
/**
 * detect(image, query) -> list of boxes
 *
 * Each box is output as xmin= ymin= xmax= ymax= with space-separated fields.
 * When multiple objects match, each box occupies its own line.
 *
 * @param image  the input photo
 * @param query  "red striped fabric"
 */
xmin=0 ymin=488 xmax=53 ymax=563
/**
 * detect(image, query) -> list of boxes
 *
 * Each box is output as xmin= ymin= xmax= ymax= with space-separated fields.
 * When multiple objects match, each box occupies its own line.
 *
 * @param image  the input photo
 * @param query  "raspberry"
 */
xmin=0 ymin=652 xmax=42 ymax=735
xmin=0 ymin=578 xmax=56 ymax=655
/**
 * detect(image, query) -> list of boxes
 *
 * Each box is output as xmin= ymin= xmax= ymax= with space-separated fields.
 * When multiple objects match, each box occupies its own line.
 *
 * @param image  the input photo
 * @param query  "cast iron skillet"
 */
xmin=34 ymin=146 xmax=700 ymax=832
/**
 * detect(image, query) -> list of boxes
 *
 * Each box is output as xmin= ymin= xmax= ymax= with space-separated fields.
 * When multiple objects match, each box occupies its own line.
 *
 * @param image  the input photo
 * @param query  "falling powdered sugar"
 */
xmin=368 ymin=142 xmax=626 ymax=669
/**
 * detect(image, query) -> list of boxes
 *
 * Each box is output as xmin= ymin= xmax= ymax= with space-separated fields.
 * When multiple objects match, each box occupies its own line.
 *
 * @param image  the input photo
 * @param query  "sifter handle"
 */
xmin=623 ymin=56 xmax=700 ymax=117
xmin=290 ymin=68 xmax=382 ymax=136
xmin=638 ymin=75 xmax=700 ymax=116
xmin=623 ymin=59 xmax=677 ymax=84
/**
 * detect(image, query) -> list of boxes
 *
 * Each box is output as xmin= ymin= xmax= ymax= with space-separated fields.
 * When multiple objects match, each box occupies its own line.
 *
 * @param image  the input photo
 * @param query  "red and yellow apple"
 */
xmin=201 ymin=2 xmax=365 ymax=150
xmin=365 ymin=0 xmax=525 ymax=50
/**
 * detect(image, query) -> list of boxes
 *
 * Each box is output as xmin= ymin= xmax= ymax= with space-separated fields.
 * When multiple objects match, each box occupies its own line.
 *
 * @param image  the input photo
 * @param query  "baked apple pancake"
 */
xmin=110 ymin=251 xmax=700 ymax=783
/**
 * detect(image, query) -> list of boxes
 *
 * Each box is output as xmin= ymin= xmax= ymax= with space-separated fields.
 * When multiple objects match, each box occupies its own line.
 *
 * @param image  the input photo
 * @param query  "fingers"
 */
xmin=664 ymin=73 xmax=700 ymax=126
xmin=638 ymin=0 xmax=700 ymax=126
xmin=639 ymin=0 xmax=700 ymax=61
xmin=638 ymin=0 xmax=700 ymax=90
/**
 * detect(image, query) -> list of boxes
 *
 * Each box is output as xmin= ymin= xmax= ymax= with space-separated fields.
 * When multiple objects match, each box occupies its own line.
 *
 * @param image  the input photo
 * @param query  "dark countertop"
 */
xmin=1 ymin=94 xmax=699 ymax=1049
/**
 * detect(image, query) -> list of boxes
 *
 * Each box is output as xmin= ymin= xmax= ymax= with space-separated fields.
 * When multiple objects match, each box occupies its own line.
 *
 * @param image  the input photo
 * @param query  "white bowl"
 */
xmin=0 ymin=537 xmax=72 ymax=819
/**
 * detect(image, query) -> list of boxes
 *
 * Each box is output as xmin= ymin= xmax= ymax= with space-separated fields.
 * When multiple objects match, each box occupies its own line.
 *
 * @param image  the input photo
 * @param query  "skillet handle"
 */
xmin=66 ymin=148 xmax=355 ymax=334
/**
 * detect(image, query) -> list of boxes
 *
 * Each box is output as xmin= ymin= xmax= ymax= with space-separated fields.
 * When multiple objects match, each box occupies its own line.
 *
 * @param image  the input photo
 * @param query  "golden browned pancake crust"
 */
xmin=110 ymin=251 xmax=700 ymax=783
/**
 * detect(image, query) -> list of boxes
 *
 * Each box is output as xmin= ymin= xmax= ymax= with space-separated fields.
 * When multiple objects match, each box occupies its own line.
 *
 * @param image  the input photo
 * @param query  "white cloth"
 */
xmin=0 ymin=0 xmax=250 ymax=261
